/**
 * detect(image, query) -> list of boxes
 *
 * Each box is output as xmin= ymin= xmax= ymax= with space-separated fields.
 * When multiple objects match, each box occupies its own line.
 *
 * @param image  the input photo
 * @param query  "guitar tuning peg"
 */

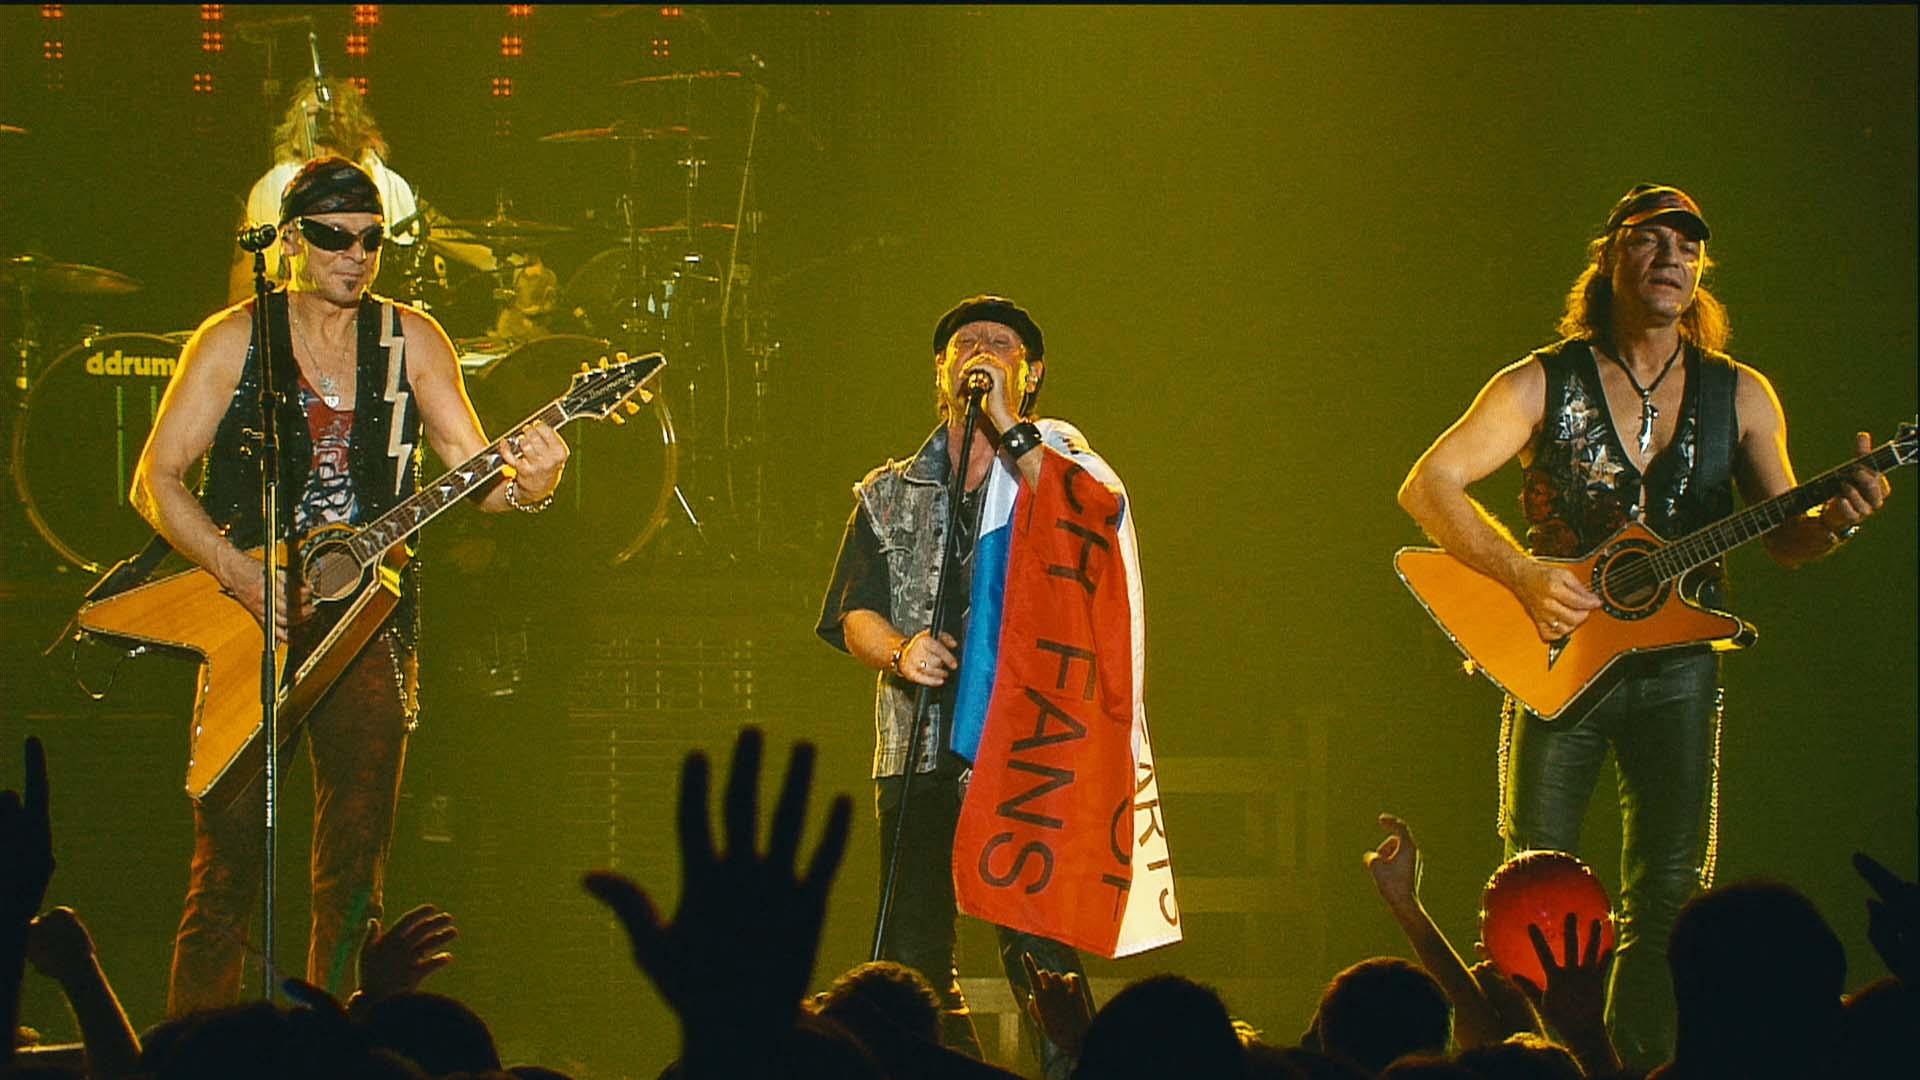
xmin=624 ymin=401 xmax=642 ymax=415
xmin=636 ymin=388 xmax=654 ymax=404
xmin=598 ymin=358 xmax=609 ymax=369
xmin=580 ymin=362 xmax=591 ymax=372
xmin=609 ymin=412 xmax=627 ymax=426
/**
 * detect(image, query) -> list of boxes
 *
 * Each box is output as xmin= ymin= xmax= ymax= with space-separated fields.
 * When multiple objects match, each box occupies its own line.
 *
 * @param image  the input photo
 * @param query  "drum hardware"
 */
xmin=611 ymin=69 xmax=745 ymax=88
xmin=11 ymin=332 xmax=196 ymax=572
xmin=535 ymin=122 xmax=713 ymax=145
xmin=457 ymin=335 xmax=682 ymax=567
xmin=1 ymin=253 xmax=143 ymax=297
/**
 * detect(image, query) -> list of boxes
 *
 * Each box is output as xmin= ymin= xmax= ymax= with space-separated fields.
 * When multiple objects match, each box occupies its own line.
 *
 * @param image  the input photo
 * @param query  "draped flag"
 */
xmin=949 ymin=421 xmax=1179 ymax=959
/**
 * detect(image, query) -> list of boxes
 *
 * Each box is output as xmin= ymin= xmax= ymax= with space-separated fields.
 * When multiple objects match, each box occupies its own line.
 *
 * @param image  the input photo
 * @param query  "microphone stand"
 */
xmin=871 ymin=375 xmax=991 ymax=962
xmin=240 ymin=229 xmax=284 ymax=1000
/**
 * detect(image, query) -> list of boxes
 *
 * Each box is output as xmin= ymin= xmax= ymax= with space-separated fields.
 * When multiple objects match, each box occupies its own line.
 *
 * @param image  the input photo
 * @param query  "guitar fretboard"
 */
xmin=346 ymin=401 xmax=569 ymax=566
xmin=1648 ymin=442 xmax=1908 ymax=583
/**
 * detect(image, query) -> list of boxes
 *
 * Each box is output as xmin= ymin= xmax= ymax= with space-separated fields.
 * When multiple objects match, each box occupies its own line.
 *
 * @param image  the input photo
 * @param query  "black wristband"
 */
xmin=1001 ymin=421 xmax=1043 ymax=460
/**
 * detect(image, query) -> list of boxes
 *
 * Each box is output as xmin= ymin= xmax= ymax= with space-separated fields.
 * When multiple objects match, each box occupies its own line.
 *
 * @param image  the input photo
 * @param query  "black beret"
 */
xmin=931 ymin=295 xmax=1044 ymax=362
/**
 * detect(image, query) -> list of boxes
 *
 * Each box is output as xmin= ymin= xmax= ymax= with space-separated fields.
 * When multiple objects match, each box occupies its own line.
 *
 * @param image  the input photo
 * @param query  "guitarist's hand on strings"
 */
xmin=214 ymin=547 xmax=313 ymax=645
xmin=1512 ymin=558 xmax=1600 ymax=643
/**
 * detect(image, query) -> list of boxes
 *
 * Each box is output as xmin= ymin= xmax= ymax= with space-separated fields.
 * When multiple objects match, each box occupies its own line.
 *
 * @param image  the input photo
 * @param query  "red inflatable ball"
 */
xmin=1478 ymin=849 xmax=1616 ymax=990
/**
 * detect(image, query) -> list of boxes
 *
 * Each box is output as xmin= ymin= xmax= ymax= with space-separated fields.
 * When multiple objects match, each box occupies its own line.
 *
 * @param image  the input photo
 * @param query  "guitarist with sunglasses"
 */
xmin=131 ymin=158 xmax=570 ymax=1015
xmin=1397 ymin=184 xmax=1892 ymax=1067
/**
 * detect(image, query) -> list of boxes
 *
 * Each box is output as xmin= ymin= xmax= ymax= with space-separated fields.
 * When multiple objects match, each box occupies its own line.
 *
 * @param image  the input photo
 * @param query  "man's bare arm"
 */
xmin=1734 ymin=364 xmax=1890 ymax=568
xmin=129 ymin=308 xmax=298 ymax=637
xmin=1398 ymin=359 xmax=1600 ymax=639
xmin=401 ymin=308 xmax=566 ymax=513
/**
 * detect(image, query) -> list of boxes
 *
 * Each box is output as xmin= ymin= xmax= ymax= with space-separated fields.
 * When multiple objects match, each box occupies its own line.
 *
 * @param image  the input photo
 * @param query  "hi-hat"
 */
xmin=538 ymin=122 xmax=712 ymax=145
xmin=1 ymin=253 xmax=142 ymax=295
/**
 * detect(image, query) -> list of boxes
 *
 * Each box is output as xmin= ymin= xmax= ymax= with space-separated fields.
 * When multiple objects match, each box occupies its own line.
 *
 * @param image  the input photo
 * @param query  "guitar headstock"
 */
xmin=560 ymin=351 xmax=667 ymax=422
xmin=1893 ymin=418 xmax=1919 ymax=468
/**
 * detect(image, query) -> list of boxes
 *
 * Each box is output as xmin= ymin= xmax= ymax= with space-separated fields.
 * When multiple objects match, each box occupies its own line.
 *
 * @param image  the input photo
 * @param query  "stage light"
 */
xmin=199 ymin=4 xmax=222 ymax=21
xmin=200 ymin=29 xmax=224 ymax=54
xmin=347 ymin=31 xmax=370 ymax=58
xmin=192 ymin=72 xmax=216 ymax=95
xmin=491 ymin=75 xmax=514 ymax=98
xmin=500 ymin=33 xmax=524 ymax=59
xmin=652 ymin=37 xmax=671 ymax=59
xmin=353 ymin=5 xmax=380 ymax=28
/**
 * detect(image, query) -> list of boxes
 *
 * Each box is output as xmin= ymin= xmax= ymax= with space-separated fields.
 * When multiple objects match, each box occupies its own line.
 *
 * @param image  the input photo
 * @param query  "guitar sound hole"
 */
xmin=1598 ymin=549 xmax=1660 ymax=613
xmin=305 ymin=543 xmax=364 ymax=602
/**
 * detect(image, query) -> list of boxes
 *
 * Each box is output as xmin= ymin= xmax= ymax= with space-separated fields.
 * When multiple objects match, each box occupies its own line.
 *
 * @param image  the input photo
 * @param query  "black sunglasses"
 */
xmin=295 ymin=217 xmax=385 ymax=254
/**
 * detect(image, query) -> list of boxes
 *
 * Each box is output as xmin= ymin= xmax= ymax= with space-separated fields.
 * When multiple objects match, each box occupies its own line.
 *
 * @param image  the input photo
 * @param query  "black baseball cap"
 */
xmin=931 ymin=295 xmax=1044 ymax=362
xmin=1603 ymin=183 xmax=1710 ymax=241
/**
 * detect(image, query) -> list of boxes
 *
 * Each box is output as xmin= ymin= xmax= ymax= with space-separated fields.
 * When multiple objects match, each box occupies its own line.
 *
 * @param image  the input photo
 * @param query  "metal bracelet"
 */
xmin=505 ymin=477 xmax=554 ymax=514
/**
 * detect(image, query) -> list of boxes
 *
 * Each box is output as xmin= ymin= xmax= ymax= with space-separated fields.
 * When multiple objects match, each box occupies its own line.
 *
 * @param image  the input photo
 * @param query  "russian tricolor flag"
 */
xmin=950 ymin=420 xmax=1180 ymax=959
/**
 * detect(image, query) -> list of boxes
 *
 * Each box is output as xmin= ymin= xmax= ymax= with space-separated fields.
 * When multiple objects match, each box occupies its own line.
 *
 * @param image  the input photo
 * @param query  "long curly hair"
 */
xmin=270 ymin=77 xmax=389 ymax=165
xmin=1556 ymin=230 xmax=1731 ymax=352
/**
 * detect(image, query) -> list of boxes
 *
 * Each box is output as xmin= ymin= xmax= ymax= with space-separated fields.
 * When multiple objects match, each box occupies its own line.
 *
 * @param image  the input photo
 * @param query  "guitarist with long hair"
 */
xmin=1397 ymin=184 xmax=1891 ymax=1066
xmin=131 ymin=158 xmax=570 ymax=1015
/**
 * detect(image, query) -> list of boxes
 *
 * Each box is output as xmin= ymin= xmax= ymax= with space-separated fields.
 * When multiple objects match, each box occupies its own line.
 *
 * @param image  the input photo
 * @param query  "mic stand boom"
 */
xmin=871 ymin=376 xmax=991 ymax=961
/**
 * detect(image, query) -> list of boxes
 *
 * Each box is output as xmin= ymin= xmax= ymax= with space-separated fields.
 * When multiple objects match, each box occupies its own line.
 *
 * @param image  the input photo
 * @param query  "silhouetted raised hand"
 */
xmin=1 ymin=736 xmax=54 ymax=1068
xmin=1853 ymin=851 xmax=1920 ymax=984
xmin=1514 ymin=913 xmax=1619 ymax=1074
xmin=1 ymin=737 xmax=53 ymax=927
xmin=26 ymin=906 xmax=141 ymax=1079
xmin=357 ymin=904 xmax=459 ymax=1004
xmin=583 ymin=727 xmax=853 ymax=1075
xmin=1022 ymin=950 xmax=1094 ymax=1060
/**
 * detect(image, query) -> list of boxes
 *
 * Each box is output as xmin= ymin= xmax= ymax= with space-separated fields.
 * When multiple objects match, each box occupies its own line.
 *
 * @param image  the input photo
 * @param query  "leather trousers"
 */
xmin=1501 ymin=649 xmax=1719 ymax=1068
xmin=876 ymin=771 xmax=1086 ymax=1080
xmin=167 ymin=627 xmax=413 ymax=1016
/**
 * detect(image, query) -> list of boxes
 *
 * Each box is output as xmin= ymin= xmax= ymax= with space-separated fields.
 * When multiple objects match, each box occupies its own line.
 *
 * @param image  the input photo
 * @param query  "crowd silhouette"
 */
xmin=3 ymin=730 xmax=1915 ymax=1079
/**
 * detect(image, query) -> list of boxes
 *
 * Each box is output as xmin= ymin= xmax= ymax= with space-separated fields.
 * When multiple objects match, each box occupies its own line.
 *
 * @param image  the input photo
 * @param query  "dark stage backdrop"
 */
xmin=0 ymin=6 xmax=1913 ymax=1077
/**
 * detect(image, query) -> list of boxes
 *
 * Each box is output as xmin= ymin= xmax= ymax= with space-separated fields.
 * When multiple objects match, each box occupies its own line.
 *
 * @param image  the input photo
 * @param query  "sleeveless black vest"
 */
xmin=200 ymin=291 xmax=424 ymax=641
xmin=1520 ymin=338 xmax=1738 ymax=600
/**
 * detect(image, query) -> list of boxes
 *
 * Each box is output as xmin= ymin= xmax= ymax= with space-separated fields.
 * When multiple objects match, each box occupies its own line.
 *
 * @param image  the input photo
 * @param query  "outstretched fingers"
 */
xmin=766 ymin=740 xmax=817 ymax=874
xmin=802 ymin=794 xmax=855 ymax=898
xmin=723 ymin=728 xmax=764 ymax=862
xmin=678 ymin=750 xmax=715 ymax=874
xmin=583 ymin=871 xmax=668 ymax=973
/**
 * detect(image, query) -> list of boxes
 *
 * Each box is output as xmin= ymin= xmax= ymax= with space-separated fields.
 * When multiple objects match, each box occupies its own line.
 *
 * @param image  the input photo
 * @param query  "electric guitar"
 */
xmin=1395 ymin=420 xmax=1916 ymax=720
xmin=75 ymin=351 xmax=666 ymax=810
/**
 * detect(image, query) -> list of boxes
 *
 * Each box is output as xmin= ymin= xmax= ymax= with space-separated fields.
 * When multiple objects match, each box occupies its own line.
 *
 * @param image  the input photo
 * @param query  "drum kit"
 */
xmin=3 ymin=61 xmax=784 ymax=579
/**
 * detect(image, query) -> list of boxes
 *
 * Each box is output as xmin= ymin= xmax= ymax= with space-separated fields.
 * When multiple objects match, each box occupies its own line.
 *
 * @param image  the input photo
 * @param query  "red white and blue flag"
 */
xmin=949 ymin=420 xmax=1180 ymax=959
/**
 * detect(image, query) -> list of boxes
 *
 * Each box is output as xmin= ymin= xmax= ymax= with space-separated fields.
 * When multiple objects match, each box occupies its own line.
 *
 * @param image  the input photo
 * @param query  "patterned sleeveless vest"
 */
xmin=200 ymin=291 xmax=424 ymax=642
xmin=1520 ymin=338 xmax=1738 ymax=602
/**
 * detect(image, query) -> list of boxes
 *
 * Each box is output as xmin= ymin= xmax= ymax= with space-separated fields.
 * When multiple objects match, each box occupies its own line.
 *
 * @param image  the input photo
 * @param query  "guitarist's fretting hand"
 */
xmin=1816 ymin=430 xmax=1891 ymax=536
xmin=1511 ymin=558 xmax=1601 ymax=643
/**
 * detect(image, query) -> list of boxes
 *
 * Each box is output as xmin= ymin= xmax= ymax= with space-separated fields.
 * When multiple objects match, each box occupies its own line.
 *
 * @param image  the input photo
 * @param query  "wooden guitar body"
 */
xmin=75 ymin=541 xmax=408 ymax=810
xmin=1394 ymin=520 xmax=1754 ymax=720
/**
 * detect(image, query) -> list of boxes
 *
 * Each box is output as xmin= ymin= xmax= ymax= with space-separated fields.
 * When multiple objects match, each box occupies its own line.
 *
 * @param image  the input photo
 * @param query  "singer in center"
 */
xmin=816 ymin=295 xmax=1159 ymax=1078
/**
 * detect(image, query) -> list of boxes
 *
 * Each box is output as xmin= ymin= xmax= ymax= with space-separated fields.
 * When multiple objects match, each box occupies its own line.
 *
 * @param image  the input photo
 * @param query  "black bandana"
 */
xmin=278 ymin=156 xmax=384 ymax=225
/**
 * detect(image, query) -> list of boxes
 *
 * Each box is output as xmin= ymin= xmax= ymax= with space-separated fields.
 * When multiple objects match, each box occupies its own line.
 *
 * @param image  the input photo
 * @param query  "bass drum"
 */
xmin=460 ymin=335 xmax=678 ymax=568
xmin=11 ymin=333 xmax=197 ymax=572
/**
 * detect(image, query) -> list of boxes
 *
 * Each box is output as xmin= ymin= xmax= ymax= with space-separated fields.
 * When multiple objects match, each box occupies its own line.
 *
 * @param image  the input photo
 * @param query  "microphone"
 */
xmin=237 ymin=224 xmax=280 ymax=253
xmin=963 ymin=369 xmax=993 ymax=398
xmin=308 ymin=31 xmax=331 ymax=107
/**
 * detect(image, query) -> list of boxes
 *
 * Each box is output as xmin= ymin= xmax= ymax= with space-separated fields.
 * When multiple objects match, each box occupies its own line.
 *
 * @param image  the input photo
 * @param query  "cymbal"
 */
xmin=437 ymin=217 xmax=575 ymax=247
xmin=613 ymin=69 xmax=745 ymax=88
xmin=1 ymin=254 xmax=141 ymax=296
xmin=538 ymin=122 xmax=711 ymax=145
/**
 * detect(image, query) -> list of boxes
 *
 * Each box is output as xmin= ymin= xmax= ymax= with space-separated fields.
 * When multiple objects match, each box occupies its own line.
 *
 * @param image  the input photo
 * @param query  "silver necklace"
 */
xmin=290 ymin=299 xmax=351 ymax=408
xmin=1603 ymin=339 xmax=1683 ymax=456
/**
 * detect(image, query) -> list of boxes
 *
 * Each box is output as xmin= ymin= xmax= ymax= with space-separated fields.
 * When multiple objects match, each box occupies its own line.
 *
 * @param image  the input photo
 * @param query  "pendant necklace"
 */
xmin=290 ymin=300 xmax=350 ymax=409
xmin=1604 ymin=339 xmax=1683 ymax=456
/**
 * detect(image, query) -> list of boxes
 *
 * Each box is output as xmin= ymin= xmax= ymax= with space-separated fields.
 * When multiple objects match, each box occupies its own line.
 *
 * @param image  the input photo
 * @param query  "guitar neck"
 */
xmin=1651 ymin=441 xmax=1908 ymax=582
xmin=346 ymin=401 xmax=570 ymax=566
